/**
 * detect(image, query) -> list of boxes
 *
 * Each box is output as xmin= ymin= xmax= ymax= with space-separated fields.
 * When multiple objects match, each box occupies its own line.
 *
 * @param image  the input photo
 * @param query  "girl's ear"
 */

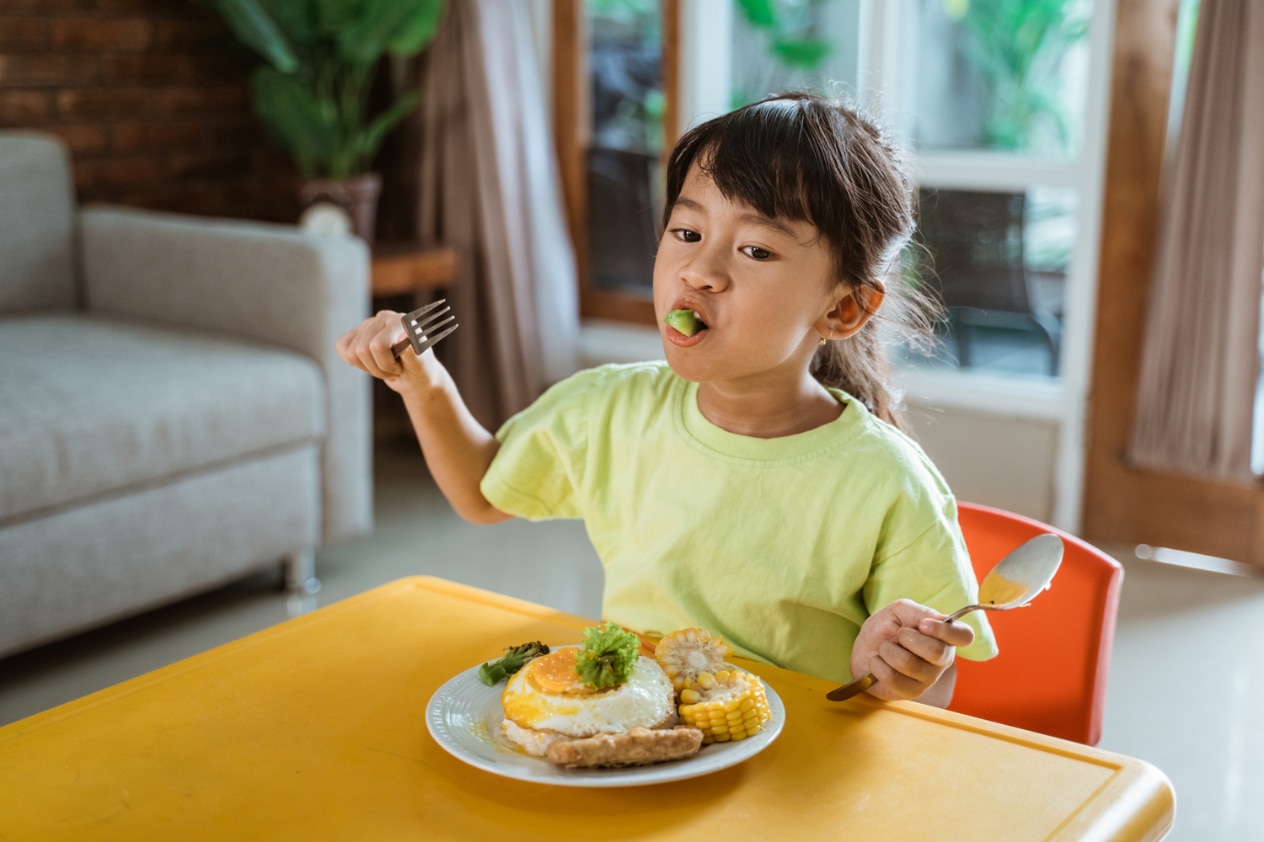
xmin=820 ymin=281 xmax=885 ymax=340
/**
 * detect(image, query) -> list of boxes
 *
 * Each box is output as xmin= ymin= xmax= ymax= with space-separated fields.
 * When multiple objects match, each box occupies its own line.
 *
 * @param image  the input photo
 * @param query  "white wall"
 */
xmin=905 ymin=402 xmax=1059 ymax=520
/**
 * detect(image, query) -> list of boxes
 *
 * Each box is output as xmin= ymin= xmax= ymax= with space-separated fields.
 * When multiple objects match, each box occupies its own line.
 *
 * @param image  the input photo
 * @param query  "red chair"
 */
xmin=947 ymin=502 xmax=1124 ymax=746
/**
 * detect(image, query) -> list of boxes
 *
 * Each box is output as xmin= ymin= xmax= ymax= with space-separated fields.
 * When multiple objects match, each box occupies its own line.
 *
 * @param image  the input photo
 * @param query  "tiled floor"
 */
xmin=3 ymin=441 xmax=1263 ymax=840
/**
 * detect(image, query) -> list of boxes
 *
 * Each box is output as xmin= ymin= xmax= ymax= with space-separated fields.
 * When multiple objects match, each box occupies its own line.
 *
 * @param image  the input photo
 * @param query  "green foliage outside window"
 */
xmin=946 ymin=0 xmax=1089 ymax=153
xmin=732 ymin=0 xmax=836 ymax=108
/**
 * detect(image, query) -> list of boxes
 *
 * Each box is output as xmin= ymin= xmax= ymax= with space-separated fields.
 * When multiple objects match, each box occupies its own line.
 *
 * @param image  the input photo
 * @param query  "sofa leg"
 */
xmin=283 ymin=549 xmax=321 ymax=596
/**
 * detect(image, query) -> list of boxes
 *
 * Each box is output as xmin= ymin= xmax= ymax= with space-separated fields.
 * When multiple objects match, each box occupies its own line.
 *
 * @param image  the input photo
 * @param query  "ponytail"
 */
xmin=810 ymin=273 xmax=939 ymax=434
xmin=812 ymin=326 xmax=903 ymax=430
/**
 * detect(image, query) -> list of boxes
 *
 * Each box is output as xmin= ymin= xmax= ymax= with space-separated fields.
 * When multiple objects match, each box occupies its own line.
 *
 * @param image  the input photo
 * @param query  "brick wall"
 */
xmin=0 ymin=0 xmax=300 ymax=223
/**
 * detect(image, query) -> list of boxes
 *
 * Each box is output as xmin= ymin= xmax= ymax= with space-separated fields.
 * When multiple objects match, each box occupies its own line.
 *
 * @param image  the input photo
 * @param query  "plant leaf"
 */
xmin=357 ymin=91 xmax=420 ymax=166
xmin=337 ymin=0 xmax=433 ymax=66
xmin=387 ymin=0 xmax=444 ymax=55
xmin=311 ymin=0 xmax=361 ymax=34
xmin=735 ymin=0 xmax=778 ymax=29
xmin=770 ymin=37 xmax=833 ymax=71
xmin=215 ymin=0 xmax=298 ymax=73
xmin=251 ymin=66 xmax=338 ymax=176
xmin=254 ymin=0 xmax=318 ymax=45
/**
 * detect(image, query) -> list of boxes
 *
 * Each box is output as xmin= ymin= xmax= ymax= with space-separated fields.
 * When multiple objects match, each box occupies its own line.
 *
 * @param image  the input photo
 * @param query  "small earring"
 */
xmin=819 ymin=331 xmax=830 ymax=347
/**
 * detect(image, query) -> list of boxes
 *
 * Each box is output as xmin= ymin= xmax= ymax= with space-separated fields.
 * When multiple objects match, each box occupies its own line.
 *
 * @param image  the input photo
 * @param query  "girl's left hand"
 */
xmin=850 ymin=599 xmax=975 ymax=702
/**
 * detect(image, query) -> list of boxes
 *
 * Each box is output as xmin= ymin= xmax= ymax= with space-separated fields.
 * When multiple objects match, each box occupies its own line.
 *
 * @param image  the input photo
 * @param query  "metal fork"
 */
xmin=391 ymin=299 xmax=458 ymax=359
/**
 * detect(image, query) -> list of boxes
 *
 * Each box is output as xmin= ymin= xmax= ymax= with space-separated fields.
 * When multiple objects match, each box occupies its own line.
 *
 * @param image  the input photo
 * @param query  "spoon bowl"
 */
xmin=825 ymin=533 xmax=1064 ymax=702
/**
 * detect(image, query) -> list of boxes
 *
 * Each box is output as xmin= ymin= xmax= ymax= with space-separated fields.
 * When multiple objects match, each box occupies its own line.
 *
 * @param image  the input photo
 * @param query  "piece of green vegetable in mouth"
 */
xmin=664 ymin=309 xmax=703 ymax=337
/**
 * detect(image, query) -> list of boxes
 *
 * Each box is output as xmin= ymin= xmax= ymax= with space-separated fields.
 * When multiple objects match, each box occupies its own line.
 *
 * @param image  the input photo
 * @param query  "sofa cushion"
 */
xmin=0 ymin=132 xmax=77 ymax=314
xmin=0 ymin=447 xmax=320 ymax=658
xmin=0 ymin=313 xmax=325 ymax=523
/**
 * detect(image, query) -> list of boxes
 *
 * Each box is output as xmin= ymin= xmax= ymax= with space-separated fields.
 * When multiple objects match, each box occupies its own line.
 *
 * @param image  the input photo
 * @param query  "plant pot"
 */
xmin=299 ymin=173 xmax=382 ymax=243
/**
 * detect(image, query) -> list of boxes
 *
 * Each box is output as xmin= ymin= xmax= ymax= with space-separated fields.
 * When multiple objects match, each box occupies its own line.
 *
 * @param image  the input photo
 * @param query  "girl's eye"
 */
xmin=742 ymin=245 xmax=773 ymax=260
xmin=672 ymin=228 xmax=701 ymax=243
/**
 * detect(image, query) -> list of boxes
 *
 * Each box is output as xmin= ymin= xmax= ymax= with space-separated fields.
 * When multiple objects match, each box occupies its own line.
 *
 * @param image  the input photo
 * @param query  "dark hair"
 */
xmin=662 ymin=93 xmax=937 ymax=431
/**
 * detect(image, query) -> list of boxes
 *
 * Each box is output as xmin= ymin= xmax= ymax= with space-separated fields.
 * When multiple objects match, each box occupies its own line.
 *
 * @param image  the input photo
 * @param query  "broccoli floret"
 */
xmin=478 ymin=641 xmax=550 ymax=686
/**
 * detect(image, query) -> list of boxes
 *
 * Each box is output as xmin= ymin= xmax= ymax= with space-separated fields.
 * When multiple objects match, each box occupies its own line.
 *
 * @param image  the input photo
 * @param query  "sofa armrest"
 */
xmin=79 ymin=206 xmax=373 ymax=545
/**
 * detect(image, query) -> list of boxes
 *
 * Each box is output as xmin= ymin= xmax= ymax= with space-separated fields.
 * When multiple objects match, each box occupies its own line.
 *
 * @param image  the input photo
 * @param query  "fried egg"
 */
xmin=500 ymin=646 xmax=677 ymax=756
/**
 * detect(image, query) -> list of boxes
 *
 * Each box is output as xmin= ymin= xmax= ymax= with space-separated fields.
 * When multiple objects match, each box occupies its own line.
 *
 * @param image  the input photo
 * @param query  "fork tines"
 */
xmin=392 ymin=299 xmax=459 ymax=358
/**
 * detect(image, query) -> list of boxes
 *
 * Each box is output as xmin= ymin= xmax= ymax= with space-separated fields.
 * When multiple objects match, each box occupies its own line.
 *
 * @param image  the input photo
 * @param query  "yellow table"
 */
xmin=0 ymin=577 xmax=1174 ymax=840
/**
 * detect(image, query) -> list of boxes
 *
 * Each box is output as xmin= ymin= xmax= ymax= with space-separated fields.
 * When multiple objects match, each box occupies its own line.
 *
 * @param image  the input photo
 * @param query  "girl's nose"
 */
xmin=680 ymin=246 xmax=730 ymax=292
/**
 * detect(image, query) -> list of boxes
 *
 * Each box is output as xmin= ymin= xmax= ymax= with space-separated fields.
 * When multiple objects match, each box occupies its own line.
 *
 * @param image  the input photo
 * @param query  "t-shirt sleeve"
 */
xmin=479 ymin=368 xmax=600 ymax=521
xmin=863 ymin=497 xmax=1000 ymax=663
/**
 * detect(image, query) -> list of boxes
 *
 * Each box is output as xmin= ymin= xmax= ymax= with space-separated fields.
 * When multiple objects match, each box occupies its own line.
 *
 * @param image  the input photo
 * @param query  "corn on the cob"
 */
xmin=676 ymin=670 xmax=771 ymax=743
xmin=653 ymin=628 xmax=732 ymax=691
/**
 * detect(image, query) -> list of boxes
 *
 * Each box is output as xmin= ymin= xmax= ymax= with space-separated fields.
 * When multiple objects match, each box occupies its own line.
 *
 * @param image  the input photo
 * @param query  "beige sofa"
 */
xmin=0 ymin=131 xmax=373 ymax=659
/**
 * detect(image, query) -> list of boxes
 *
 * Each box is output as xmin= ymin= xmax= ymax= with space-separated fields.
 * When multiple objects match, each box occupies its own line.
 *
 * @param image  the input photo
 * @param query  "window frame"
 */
xmin=551 ymin=0 xmax=679 ymax=327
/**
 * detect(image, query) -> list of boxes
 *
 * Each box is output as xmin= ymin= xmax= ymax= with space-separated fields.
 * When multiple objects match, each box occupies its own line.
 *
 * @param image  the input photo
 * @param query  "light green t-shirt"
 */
xmin=480 ymin=362 xmax=997 ymax=684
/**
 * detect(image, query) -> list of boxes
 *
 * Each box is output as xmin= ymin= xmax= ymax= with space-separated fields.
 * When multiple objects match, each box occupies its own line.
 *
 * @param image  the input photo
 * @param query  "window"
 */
xmin=554 ymin=0 xmax=1106 ymax=384
xmin=553 ymin=0 xmax=679 ymax=326
xmin=887 ymin=0 xmax=1095 ymax=381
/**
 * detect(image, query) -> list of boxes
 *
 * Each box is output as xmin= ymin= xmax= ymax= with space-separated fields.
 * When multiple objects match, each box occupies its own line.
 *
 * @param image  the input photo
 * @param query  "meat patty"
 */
xmin=545 ymin=726 xmax=704 ymax=768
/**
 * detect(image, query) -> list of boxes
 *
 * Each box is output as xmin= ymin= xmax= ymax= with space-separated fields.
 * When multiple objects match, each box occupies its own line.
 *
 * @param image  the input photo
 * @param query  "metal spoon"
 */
xmin=825 ymin=532 xmax=1064 ymax=702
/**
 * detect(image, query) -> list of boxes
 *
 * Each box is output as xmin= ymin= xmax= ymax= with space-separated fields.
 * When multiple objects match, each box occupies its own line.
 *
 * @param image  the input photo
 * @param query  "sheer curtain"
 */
xmin=1127 ymin=0 xmax=1264 ymax=481
xmin=409 ymin=0 xmax=580 ymax=428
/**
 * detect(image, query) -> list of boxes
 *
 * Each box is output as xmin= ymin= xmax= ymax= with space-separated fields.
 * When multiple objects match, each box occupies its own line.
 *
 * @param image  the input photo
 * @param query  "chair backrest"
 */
xmin=947 ymin=502 xmax=1123 ymax=745
xmin=916 ymin=188 xmax=1033 ymax=314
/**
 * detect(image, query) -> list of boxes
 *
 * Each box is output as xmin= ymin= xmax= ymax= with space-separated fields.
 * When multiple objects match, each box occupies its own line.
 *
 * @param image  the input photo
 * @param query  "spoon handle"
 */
xmin=944 ymin=603 xmax=984 ymax=623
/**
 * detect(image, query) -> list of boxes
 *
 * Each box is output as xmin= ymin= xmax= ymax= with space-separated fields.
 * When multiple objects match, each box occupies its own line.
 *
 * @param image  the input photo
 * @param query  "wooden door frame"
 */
xmin=551 ymin=0 xmax=678 ymax=327
xmin=1083 ymin=0 xmax=1264 ymax=568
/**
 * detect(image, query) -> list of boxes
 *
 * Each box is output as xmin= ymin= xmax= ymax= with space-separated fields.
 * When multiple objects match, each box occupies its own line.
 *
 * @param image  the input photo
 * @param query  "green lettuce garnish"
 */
xmin=574 ymin=622 xmax=640 ymax=689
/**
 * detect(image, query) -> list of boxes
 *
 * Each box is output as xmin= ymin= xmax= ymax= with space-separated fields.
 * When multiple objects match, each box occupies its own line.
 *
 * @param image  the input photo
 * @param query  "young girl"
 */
xmin=337 ymin=93 xmax=997 ymax=706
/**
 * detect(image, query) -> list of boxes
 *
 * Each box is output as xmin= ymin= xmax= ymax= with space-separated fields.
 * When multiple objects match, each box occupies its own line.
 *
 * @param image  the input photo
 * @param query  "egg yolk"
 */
xmin=525 ymin=648 xmax=604 ymax=696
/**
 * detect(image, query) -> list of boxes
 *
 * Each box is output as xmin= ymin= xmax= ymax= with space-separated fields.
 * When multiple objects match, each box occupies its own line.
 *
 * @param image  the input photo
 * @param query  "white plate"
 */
xmin=425 ymin=659 xmax=785 ymax=788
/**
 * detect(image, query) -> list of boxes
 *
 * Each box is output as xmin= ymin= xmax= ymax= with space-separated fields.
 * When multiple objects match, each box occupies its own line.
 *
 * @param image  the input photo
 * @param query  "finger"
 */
xmin=884 ymin=598 xmax=948 ymax=630
xmin=336 ymin=314 xmax=394 ymax=368
xmin=896 ymin=626 xmax=954 ymax=669
xmin=918 ymin=616 xmax=975 ymax=647
xmin=866 ymin=652 xmax=931 ymax=700
xmin=882 ymin=634 xmax=948 ymax=681
xmin=366 ymin=329 xmax=403 ymax=375
xmin=336 ymin=324 xmax=371 ymax=366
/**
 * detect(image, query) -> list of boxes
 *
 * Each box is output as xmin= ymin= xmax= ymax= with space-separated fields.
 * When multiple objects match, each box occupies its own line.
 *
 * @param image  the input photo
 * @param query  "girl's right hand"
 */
xmin=335 ymin=310 xmax=439 ymax=395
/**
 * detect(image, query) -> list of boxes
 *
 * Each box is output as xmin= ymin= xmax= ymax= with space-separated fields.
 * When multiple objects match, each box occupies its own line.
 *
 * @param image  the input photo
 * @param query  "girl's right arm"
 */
xmin=335 ymin=310 xmax=511 ymax=525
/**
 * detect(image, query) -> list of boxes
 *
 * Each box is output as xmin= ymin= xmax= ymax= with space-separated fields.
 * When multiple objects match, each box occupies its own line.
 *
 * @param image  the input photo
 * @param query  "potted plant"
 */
xmin=208 ymin=0 xmax=445 ymax=241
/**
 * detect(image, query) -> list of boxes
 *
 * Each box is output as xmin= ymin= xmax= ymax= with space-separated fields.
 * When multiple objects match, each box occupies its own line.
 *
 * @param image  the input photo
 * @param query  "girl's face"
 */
xmin=653 ymin=165 xmax=860 ymax=393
